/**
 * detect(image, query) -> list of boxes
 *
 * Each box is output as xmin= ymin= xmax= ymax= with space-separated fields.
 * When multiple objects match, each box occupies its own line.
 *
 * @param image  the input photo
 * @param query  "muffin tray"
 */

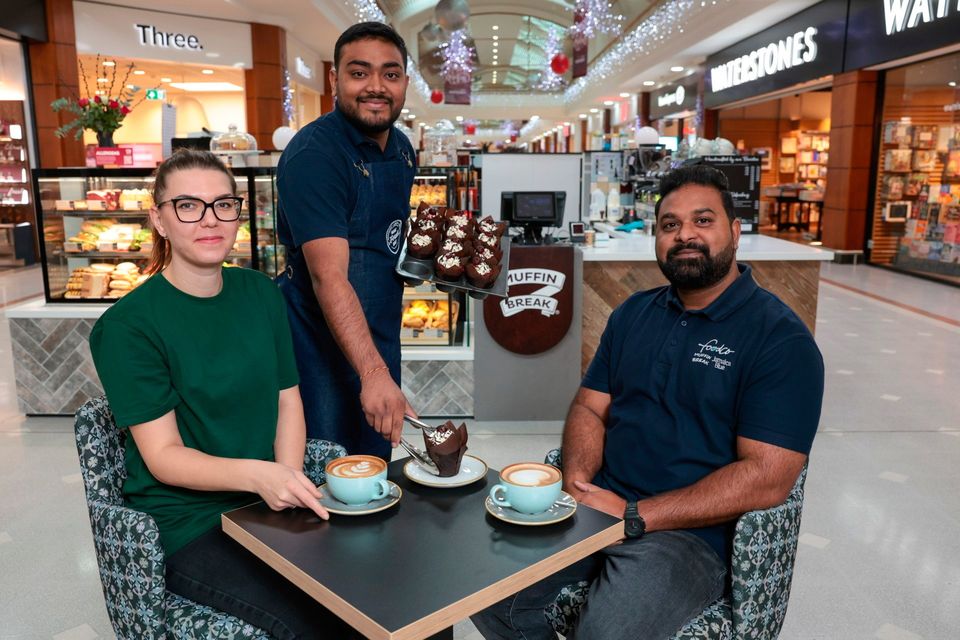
xmin=395 ymin=234 xmax=511 ymax=300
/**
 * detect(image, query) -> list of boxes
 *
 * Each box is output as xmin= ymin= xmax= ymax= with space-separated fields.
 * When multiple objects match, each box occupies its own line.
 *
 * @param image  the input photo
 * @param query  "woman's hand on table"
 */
xmin=360 ymin=369 xmax=412 ymax=446
xmin=252 ymin=461 xmax=329 ymax=520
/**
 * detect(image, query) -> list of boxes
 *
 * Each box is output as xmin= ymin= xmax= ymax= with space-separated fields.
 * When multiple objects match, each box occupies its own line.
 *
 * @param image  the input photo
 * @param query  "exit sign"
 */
xmin=145 ymin=88 xmax=166 ymax=100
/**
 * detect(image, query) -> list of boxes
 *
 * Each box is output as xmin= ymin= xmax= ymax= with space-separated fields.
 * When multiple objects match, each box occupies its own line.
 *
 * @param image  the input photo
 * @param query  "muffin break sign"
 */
xmin=484 ymin=245 xmax=574 ymax=355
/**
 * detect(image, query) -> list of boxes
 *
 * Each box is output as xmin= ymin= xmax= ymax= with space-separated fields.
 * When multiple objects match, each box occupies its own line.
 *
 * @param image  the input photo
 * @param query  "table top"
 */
xmin=222 ymin=458 xmax=622 ymax=640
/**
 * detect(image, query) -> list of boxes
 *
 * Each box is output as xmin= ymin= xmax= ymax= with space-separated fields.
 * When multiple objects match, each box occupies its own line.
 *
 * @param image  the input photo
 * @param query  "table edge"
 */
xmin=222 ymin=513 xmax=391 ymax=640
xmin=388 ymin=518 xmax=624 ymax=640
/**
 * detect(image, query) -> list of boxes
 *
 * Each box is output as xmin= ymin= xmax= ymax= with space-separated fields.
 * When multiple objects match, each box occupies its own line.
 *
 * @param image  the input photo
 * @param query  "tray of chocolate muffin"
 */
xmin=396 ymin=202 xmax=511 ymax=300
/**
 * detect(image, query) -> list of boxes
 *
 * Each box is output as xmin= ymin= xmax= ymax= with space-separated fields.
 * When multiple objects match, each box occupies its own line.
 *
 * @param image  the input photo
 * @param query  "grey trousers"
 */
xmin=470 ymin=530 xmax=727 ymax=640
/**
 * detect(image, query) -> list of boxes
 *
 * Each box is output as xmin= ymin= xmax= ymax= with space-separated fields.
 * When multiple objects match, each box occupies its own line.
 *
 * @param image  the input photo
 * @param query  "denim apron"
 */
xmin=279 ymin=146 xmax=411 ymax=459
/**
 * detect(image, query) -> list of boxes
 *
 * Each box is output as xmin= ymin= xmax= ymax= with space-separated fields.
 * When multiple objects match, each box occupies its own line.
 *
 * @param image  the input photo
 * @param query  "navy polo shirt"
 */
xmin=276 ymin=106 xmax=416 ymax=252
xmin=582 ymin=264 xmax=824 ymax=562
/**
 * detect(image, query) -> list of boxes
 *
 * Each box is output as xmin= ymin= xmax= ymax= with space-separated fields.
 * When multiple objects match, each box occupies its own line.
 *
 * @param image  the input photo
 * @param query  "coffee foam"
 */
xmin=328 ymin=455 xmax=385 ymax=478
xmin=503 ymin=463 xmax=561 ymax=487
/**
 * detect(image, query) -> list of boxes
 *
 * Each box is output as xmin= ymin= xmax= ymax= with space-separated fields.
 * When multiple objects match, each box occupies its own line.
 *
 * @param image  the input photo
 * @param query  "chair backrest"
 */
xmin=74 ymin=396 xmax=127 ymax=507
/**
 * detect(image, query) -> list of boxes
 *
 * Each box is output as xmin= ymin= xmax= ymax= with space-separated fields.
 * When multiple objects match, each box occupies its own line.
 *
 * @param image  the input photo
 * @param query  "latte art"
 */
xmin=328 ymin=455 xmax=386 ymax=479
xmin=502 ymin=463 xmax=561 ymax=487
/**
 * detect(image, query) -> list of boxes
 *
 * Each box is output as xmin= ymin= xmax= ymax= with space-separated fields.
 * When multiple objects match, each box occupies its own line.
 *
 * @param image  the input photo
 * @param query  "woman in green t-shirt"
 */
xmin=90 ymin=150 xmax=357 ymax=639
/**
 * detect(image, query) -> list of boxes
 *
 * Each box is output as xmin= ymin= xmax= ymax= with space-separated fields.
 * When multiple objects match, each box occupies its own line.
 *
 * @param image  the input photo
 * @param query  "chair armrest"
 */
xmin=87 ymin=501 xmax=167 ymax=639
xmin=303 ymin=439 xmax=348 ymax=486
xmin=730 ymin=467 xmax=807 ymax=638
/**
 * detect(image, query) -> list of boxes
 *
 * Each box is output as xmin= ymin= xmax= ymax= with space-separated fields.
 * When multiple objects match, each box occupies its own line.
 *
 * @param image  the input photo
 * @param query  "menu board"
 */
xmin=700 ymin=155 xmax=761 ymax=233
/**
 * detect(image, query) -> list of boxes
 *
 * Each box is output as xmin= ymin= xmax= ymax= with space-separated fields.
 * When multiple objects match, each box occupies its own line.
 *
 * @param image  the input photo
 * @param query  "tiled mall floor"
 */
xmin=1 ymin=262 xmax=959 ymax=639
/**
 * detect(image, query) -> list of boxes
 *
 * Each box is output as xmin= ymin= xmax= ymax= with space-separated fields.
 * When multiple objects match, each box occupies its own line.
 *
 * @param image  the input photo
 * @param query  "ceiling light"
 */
xmin=493 ymin=61 xmax=498 ymax=65
xmin=455 ymin=116 xmax=464 ymax=122
xmin=589 ymin=108 xmax=599 ymax=113
xmin=492 ymin=35 xmax=499 ymax=40
xmin=97 ymin=77 xmax=108 ymax=83
xmin=619 ymin=92 xmax=630 ymax=97
xmin=951 ymin=81 xmax=958 ymax=87
xmin=466 ymin=139 xmax=472 ymax=144
xmin=670 ymin=65 xmax=684 ymax=72
xmin=161 ymin=77 xmax=172 ymax=83
xmin=578 ymin=113 xmax=588 ymax=118
xmin=492 ymin=25 xmax=499 ymax=30
xmin=603 ymin=100 xmax=615 ymax=105
xmin=167 ymin=81 xmax=243 ymax=92
xmin=401 ymin=108 xmax=409 ymax=113
xmin=127 ymin=84 xmax=135 ymax=89
xmin=643 ymin=80 xmax=655 ymax=86
xmin=133 ymin=70 xmax=145 ymax=75
xmin=201 ymin=69 xmax=214 ymax=75
xmin=408 ymin=114 xmax=416 ymax=119
xmin=103 ymin=61 xmax=115 ymax=67
xmin=564 ymin=122 xmax=571 ymax=126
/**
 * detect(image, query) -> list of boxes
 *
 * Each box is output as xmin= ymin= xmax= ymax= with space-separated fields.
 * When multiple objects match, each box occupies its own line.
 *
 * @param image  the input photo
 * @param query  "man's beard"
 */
xmin=657 ymin=240 xmax=736 ymax=289
xmin=338 ymin=93 xmax=403 ymax=135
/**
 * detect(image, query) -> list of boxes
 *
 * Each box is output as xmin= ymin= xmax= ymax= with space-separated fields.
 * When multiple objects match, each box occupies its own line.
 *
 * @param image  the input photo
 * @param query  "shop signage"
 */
xmin=295 ymin=56 xmax=313 ymax=80
xmin=700 ymin=156 xmax=761 ymax=233
xmin=94 ymin=147 xmax=133 ymax=167
xmin=572 ymin=35 xmax=588 ymax=79
xmin=845 ymin=0 xmax=960 ymax=69
xmin=704 ymin=0 xmax=846 ymax=107
xmin=649 ymin=75 xmax=700 ymax=120
xmin=145 ymin=88 xmax=166 ymax=100
xmin=74 ymin=1 xmax=252 ymax=68
xmin=945 ymin=102 xmax=960 ymax=113
xmin=483 ymin=245 xmax=574 ymax=355
xmin=444 ymin=71 xmax=471 ymax=105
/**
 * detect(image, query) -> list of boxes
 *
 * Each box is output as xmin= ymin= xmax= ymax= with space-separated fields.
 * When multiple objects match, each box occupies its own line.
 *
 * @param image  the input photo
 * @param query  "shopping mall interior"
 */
xmin=1 ymin=0 xmax=959 ymax=638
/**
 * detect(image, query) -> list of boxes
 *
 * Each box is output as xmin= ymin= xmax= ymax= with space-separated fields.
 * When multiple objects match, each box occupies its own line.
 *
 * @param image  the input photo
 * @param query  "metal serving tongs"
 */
xmin=398 ymin=437 xmax=439 ymax=474
xmin=403 ymin=414 xmax=438 ymax=435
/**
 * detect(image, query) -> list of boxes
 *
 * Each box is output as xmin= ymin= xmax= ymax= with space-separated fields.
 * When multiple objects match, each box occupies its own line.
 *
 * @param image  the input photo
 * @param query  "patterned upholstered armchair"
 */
xmin=542 ymin=448 xmax=808 ymax=640
xmin=74 ymin=396 xmax=346 ymax=640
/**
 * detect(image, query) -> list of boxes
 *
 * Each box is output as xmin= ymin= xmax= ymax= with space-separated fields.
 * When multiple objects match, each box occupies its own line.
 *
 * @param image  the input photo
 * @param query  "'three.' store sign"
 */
xmin=74 ymin=1 xmax=252 ymax=68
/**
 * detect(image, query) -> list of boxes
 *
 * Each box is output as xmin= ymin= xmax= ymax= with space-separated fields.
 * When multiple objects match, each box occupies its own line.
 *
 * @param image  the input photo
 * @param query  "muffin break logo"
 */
xmin=692 ymin=339 xmax=736 ymax=371
xmin=386 ymin=220 xmax=403 ymax=255
xmin=500 ymin=269 xmax=566 ymax=317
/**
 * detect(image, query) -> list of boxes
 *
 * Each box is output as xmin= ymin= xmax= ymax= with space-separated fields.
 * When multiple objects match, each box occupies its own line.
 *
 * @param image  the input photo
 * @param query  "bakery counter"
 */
xmin=578 ymin=235 xmax=833 ymax=373
xmin=6 ymin=299 xmax=475 ymax=417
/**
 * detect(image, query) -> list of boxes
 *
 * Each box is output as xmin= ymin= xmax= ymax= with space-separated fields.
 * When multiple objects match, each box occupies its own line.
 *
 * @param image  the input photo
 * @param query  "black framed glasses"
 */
xmin=158 ymin=196 xmax=244 ymax=223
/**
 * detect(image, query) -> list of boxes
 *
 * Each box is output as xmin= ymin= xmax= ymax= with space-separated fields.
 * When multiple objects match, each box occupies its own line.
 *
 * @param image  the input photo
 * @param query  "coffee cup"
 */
xmin=489 ymin=462 xmax=562 ymax=514
xmin=325 ymin=455 xmax=390 ymax=505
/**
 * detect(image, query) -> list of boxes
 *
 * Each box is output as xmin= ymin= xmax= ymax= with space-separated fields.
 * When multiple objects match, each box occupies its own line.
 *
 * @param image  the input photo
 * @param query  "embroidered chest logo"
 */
xmin=692 ymin=339 xmax=736 ymax=371
xmin=386 ymin=219 xmax=403 ymax=254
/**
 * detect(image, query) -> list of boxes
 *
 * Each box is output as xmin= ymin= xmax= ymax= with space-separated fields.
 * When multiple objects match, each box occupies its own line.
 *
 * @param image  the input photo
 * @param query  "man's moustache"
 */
xmin=667 ymin=243 xmax=708 ymax=259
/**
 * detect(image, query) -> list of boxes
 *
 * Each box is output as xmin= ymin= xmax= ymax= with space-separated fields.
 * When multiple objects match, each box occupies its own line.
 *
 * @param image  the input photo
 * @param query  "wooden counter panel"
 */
xmin=582 ymin=260 xmax=821 ymax=374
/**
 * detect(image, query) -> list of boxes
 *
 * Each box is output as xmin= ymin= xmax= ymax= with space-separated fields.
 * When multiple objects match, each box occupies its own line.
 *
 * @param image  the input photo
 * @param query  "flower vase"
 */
xmin=96 ymin=131 xmax=116 ymax=148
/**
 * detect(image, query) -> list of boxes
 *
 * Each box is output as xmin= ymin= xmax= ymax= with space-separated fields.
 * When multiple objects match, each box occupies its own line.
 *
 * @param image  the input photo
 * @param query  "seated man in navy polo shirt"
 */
xmin=472 ymin=164 xmax=824 ymax=640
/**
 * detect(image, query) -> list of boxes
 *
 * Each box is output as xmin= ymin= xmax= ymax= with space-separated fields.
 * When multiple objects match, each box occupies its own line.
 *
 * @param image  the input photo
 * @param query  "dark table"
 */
xmin=222 ymin=458 xmax=622 ymax=640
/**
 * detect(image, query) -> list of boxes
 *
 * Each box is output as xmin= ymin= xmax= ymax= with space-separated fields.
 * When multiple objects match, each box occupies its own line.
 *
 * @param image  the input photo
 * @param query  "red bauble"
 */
xmin=430 ymin=89 xmax=444 ymax=104
xmin=465 ymin=123 xmax=477 ymax=135
xmin=510 ymin=134 xmax=518 ymax=143
xmin=550 ymin=53 xmax=570 ymax=75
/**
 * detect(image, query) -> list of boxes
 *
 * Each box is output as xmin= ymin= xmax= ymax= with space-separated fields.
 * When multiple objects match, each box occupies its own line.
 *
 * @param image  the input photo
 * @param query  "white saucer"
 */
xmin=484 ymin=491 xmax=577 ymax=526
xmin=318 ymin=481 xmax=402 ymax=516
xmin=403 ymin=454 xmax=488 ymax=488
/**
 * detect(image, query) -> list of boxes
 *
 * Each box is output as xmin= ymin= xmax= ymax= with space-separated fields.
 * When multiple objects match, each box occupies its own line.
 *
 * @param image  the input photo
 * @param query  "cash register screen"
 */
xmin=514 ymin=192 xmax=560 ymax=224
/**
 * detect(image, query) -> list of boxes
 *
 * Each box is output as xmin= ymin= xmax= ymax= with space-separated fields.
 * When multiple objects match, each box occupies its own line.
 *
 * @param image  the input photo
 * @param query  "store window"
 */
xmin=870 ymin=52 xmax=960 ymax=285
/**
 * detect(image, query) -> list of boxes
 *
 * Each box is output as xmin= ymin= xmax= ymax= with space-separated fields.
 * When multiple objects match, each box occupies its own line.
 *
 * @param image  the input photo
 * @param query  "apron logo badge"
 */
xmin=386 ymin=219 xmax=403 ymax=254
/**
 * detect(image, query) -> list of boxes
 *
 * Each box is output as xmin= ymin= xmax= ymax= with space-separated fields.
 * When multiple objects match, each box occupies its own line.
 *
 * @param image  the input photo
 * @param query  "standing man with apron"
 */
xmin=276 ymin=22 xmax=417 ymax=460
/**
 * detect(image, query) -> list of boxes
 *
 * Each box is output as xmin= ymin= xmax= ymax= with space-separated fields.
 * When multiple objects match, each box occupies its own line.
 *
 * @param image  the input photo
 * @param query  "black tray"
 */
xmin=395 ymin=234 xmax=511 ymax=300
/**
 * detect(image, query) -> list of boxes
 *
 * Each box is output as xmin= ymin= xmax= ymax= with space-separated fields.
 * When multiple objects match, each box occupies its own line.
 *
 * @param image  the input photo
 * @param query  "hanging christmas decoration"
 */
xmin=569 ymin=0 xmax=623 ymax=39
xmin=282 ymin=70 xmax=294 ymax=125
xmin=439 ymin=29 xmax=473 ymax=82
xmin=551 ymin=53 xmax=570 ymax=75
xmin=537 ymin=29 xmax=566 ymax=91
xmin=431 ymin=89 xmax=444 ymax=104
xmin=464 ymin=121 xmax=477 ymax=135
xmin=565 ymin=0 xmax=733 ymax=103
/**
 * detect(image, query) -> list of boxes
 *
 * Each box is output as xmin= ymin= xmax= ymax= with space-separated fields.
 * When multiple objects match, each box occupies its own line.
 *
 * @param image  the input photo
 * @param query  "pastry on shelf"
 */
xmin=401 ymin=299 xmax=431 ymax=329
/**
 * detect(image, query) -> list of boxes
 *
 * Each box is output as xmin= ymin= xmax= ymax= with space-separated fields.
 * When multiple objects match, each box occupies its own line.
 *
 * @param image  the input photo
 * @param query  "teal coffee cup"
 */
xmin=324 ymin=455 xmax=390 ymax=505
xmin=489 ymin=462 xmax=562 ymax=514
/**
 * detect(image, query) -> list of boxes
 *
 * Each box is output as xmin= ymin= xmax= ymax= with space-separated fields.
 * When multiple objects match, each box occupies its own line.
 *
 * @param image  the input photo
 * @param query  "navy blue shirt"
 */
xmin=582 ymin=264 xmax=824 ymax=561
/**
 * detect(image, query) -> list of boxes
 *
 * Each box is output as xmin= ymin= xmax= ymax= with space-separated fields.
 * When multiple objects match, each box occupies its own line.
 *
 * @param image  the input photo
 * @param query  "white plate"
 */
xmin=484 ymin=491 xmax=577 ymax=526
xmin=317 ymin=481 xmax=402 ymax=516
xmin=402 ymin=454 xmax=488 ymax=488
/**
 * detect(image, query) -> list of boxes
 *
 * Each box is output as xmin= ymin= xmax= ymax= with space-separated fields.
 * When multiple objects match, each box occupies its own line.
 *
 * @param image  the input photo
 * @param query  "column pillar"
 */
xmin=822 ymin=70 xmax=879 ymax=251
xmin=29 ymin=0 xmax=84 ymax=167
xmin=245 ymin=23 xmax=286 ymax=151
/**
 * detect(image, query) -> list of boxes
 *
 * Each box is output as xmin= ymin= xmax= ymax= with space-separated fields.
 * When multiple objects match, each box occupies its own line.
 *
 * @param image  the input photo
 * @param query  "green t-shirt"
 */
xmin=89 ymin=267 xmax=299 ymax=555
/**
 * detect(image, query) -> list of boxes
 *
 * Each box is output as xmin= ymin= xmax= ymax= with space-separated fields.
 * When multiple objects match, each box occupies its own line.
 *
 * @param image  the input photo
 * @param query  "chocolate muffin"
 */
xmin=475 ymin=244 xmax=503 ymax=264
xmin=422 ymin=421 xmax=468 ymax=477
xmin=415 ymin=218 xmax=441 ymax=234
xmin=465 ymin=257 xmax=501 ymax=288
xmin=445 ymin=210 xmax=473 ymax=230
xmin=477 ymin=216 xmax=507 ymax=238
xmin=407 ymin=231 xmax=439 ymax=259
xmin=444 ymin=224 xmax=471 ymax=241
xmin=434 ymin=251 xmax=466 ymax=280
xmin=441 ymin=238 xmax=472 ymax=257
xmin=476 ymin=232 xmax=499 ymax=249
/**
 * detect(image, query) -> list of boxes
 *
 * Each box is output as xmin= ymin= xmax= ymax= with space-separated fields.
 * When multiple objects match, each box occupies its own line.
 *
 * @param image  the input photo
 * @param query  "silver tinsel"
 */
xmin=536 ymin=28 xmax=566 ymax=92
xmin=569 ymin=0 xmax=623 ymax=39
xmin=282 ymin=70 xmax=294 ymax=124
xmin=440 ymin=29 xmax=473 ymax=83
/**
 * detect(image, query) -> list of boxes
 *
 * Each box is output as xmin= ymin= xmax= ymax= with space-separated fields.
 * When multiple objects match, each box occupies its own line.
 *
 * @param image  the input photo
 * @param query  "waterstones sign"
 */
xmin=845 ymin=0 xmax=960 ymax=69
xmin=703 ymin=0 xmax=846 ymax=107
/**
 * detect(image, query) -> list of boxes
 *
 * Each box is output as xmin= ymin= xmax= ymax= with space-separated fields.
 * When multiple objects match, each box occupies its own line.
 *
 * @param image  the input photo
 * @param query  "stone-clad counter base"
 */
xmin=582 ymin=260 xmax=821 ymax=373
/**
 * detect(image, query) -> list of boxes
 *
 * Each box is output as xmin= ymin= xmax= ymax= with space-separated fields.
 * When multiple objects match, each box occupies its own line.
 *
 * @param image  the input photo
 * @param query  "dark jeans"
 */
xmin=470 ymin=530 xmax=727 ymax=640
xmin=166 ymin=527 xmax=362 ymax=640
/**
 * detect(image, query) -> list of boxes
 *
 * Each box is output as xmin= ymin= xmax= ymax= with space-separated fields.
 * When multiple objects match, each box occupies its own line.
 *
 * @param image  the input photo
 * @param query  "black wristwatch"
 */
xmin=624 ymin=501 xmax=645 ymax=539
